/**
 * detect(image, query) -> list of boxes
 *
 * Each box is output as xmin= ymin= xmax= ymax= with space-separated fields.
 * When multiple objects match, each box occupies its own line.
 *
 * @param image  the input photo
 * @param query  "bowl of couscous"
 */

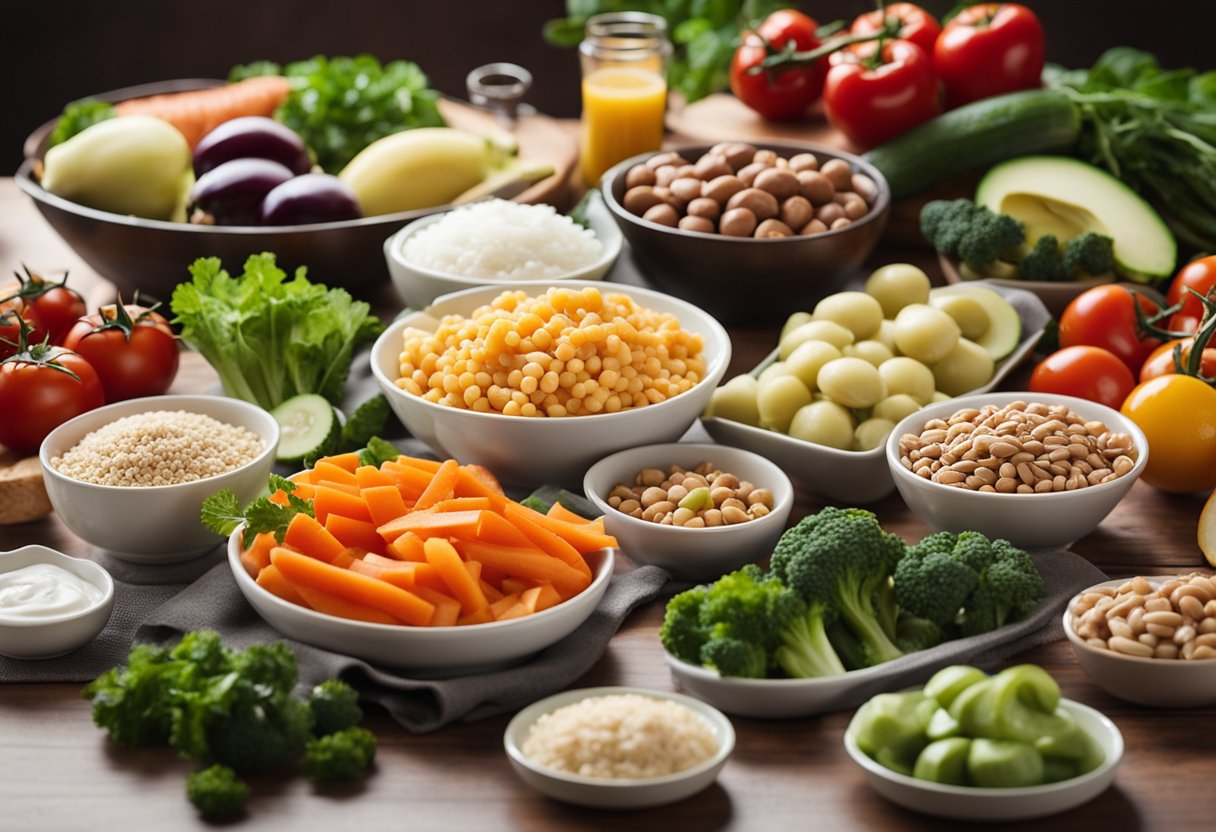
xmin=370 ymin=281 xmax=731 ymax=488
xmin=39 ymin=394 xmax=279 ymax=563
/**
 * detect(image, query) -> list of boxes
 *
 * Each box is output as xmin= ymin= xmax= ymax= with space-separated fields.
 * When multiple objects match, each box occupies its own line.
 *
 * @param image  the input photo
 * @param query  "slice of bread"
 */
xmin=0 ymin=449 xmax=53 ymax=524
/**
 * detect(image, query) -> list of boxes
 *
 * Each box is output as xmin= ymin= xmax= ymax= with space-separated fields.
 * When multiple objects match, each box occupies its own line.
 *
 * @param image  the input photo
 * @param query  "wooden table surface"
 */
xmin=1 ymin=177 xmax=1211 ymax=832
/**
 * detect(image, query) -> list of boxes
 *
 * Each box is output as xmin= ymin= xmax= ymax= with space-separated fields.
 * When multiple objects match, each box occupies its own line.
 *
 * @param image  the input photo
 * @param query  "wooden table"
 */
xmin=0 ymin=177 xmax=1210 ymax=831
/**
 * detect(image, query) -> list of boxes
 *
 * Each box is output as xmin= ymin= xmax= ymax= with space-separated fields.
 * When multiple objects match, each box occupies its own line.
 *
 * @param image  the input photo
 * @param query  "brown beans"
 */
xmin=607 ymin=462 xmax=776 ymax=526
xmin=1069 ymin=572 xmax=1216 ymax=660
xmin=726 ymin=188 xmax=779 ymax=220
xmin=754 ymin=219 xmax=793 ymax=238
xmin=897 ymin=401 xmax=1138 ymax=493
xmin=678 ymin=215 xmax=716 ymax=234
xmin=719 ymin=208 xmax=758 ymax=237
xmin=623 ymin=186 xmax=663 ymax=215
xmin=642 ymin=203 xmax=678 ymax=227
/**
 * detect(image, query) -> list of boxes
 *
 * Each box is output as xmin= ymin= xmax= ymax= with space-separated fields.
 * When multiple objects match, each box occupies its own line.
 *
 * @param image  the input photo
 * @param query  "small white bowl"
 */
xmin=39 ymin=395 xmax=280 ymax=563
xmin=385 ymin=199 xmax=623 ymax=309
xmin=1063 ymin=576 xmax=1216 ymax=708
xmin=228 ymin=528 xmax=615 ymax=676
xmin=370 ymin=280 xmax=731 ymax=488
xmin=0 ymin=545 xmax=114 ymax=659
xmin=503 ymin=685 xmax=734 ymax=809
xmin=583 ymin=443 xmax=792 ymax=581
xmin=844 ymin=698 xmax=1123 ymax=822
xmin=885 ymin=392 xmax=1148 ymax=551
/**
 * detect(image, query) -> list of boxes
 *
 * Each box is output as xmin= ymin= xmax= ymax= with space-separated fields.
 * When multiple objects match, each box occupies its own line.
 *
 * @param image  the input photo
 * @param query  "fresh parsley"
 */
xmin=201 ymin=475 xmax=314 ymax=547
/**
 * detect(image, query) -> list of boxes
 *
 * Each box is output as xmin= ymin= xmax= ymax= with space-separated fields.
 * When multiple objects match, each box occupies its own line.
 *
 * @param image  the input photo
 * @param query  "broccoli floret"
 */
xmin=309 ymin=680 xmax=363 ymax=737
xmin=769 ymin=507 xmax=907 ymax=667
xmin=701 ymin=636 xmax=768 ymax=679
xmin=304 ymin=726 xmax=377 ymax=783
xmin=186 ymin=764 xmax=249 ymax=821
xmin=921 ymin=199 xmax=1025 ymax=271
xmin=84 ymin=643 xmax=181 ymax=747
xmin=1018 ymin=234 xmax=1070 ymax=282
xmin=895 ymin=613 xmax=944 ymax=652
xmin=1062 ymin=231 xmax=1115 ymax=276
xmin=774 ymin=601 xmax=847 ymax=679
xmin=894 ymin=532 xmax=1046 ymax=638
xmin=658 ymin=588 xmax=710 ymax=665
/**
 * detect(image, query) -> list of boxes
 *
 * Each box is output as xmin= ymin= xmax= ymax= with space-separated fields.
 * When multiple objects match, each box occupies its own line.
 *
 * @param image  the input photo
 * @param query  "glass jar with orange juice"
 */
xmin=579 ymin=12 xmax=672 ymax=185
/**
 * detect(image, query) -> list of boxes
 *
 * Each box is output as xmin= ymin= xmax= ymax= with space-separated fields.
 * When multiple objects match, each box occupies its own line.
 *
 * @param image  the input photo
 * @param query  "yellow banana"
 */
xmin=339 ymin=127 xmax=516 ymax=216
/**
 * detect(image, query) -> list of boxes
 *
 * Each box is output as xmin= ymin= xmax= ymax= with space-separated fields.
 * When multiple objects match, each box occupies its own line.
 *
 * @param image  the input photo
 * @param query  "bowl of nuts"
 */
xmin=1064 ymin=573 xmax=1216 ymax=707
xmin=885 ymin=393 xmax=1148 ymax=551
xmin=601 ymin=142 xmax=890 ymax=325
xmin=582 ymin=442 xmax=793 ymax=581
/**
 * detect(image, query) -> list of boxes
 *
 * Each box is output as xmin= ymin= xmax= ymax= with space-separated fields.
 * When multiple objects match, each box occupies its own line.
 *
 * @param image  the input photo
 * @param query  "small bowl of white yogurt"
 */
xmin=0 ymin=545 xmax=114 ymax=659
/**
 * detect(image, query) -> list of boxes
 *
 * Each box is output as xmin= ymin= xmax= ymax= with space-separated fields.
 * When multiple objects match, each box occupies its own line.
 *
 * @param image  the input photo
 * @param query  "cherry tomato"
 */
xmin=1122 ymin=374 xmax=1216 ymax=493
xmin=0 ymin=344 xmax=104 ymax=453
xmin=822 ymin=39 xmax=941 ymax=149
xmin=0 ymin=298 xmax=44 ymax=359
xmin=1058 ymin=285 xmax=1161 ymax=373
xmin=62 ymin=304 xmax=179 ymax=402
xmin=27 ymin=285 xmax=87 ymax=345
xmin=1029 ymin=346 xmax=1136 ymax=410
xmin=1139 ymin=338 xmax=1216 ymax=383
xmin=934 ymin=3 xmax=1045 ymax=108
xmin=1166 ymin=255 xmax=1216 ymax=324
xmin=1167 ymin=313 xmax=1201 ymax=336
xmin=730 ymin=10 xmax=826 ymax=121
xmin=849 ymin=3 xmax=941 ymax=57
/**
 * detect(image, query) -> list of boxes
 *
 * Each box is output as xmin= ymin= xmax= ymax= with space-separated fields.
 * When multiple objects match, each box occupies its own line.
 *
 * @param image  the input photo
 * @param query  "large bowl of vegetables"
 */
xmin=19 ymin=64 xmax=564 ymax=299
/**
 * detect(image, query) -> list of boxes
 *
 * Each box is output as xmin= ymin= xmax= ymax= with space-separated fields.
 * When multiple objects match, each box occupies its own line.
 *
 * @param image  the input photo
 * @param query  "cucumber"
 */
xmin=862 ymin=90 xmax=1082 ymax=199
xmin=271 ymin=393 xmax=339 ymax=464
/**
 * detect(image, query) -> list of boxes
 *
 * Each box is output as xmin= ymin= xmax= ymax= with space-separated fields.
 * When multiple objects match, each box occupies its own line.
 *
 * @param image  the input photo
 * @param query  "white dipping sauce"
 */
xmin=0 ymin=563 xmax=104 ymax=618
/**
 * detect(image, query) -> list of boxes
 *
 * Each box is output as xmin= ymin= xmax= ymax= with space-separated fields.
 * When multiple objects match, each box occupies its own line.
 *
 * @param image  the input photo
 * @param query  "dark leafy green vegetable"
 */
xmin=186 ymin=764 xmax=249 ymax=821
xmin=340 ymin=395 xmax=391 ymax=453
xmin=304 ymin=727 xmax=377 ymax=783
xmin=48 ymin=98 xmax=117 ymax=147
xmin=543 ymin=0 xmax=784 ymax=103
xmin=355 ymin=436 xmax=402 ymax=469
xmin=308 ymin=680 xmax=363 ymax=737
xmin=201 ymin=475 xmax=314 ymax=546
xmin=1048 ymin=47 xmax=1216 ymax=249
xmin=231 ymin=55 xmax=445 ymax=173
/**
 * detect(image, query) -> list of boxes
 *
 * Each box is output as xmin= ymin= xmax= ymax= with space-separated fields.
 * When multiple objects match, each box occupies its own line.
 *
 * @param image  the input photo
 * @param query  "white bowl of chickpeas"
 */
xmin=1064 ymin=574 xmax=1216 ymax=707
xmin=583 ymin=443 xmax=793 ymax=582
xmin=601 ymin=142 xmax=890 ymax=324
xmin=886 ymin=393 xmax=1148 ymax=551
xmin=371 ymin=281 xmax=731 ymax=488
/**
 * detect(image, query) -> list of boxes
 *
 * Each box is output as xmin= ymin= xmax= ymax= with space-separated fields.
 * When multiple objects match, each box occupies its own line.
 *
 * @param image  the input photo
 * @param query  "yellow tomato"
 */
xmin=1121 ymin=374 xmax=1216 ymax=493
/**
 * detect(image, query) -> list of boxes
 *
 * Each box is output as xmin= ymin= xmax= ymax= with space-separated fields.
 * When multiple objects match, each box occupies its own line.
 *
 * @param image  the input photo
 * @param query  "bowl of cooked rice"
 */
xmin=39 ymin=394 xmax=279 ymax=563
xmin=503 ymin=686 xmax=735 ymax=809
xmin=370 ymin=280 xmax=731 ymax=488
xmin=384 ymin=197 xmax=623 ymax=308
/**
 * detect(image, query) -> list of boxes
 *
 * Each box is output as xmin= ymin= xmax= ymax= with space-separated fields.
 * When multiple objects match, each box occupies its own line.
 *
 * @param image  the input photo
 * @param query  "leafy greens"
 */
xmin=170 ymin=252 xmax=382 ymax=411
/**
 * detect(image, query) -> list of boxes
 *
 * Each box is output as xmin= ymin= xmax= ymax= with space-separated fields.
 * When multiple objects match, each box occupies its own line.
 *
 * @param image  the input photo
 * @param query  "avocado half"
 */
xmin=976 ymin=155 xmax=1176 ymax=281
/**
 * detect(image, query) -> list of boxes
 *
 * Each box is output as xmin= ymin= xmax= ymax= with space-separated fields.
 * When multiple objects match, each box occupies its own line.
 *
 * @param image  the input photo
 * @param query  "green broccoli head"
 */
xmin=921 ymin=199 xmax=1026 ymax=270
xmin=774 ymin=600 xmax=847 ymax=679
xmin=701 ymin=634 xmax=769 ymax=678
xmin=895 ymin=613 xmax=944 ymax=653
xmin=1018 ymin=234 xmax=1069 ymax=282
xmin=982 ymin=540 xmax=1048 ymax=628
xmin=186 ymin=764 xmax=249 ymax=821
xmin=309 ymin=679 xmax=363 ymax=737
xmin=894 ymin=534 xmax=982 ymax=627
xmin=770 ymin=507 xmax=907 ymax=667
xmin=659 ymin=585 xmax=711 ymax=665
xmin=206 ymin=692 xmax=314 ymax=775
xmin=1062 ymin=231 xmax=1115 ymax=277
xmin=304 ymin=726 xmax=377 ymax=783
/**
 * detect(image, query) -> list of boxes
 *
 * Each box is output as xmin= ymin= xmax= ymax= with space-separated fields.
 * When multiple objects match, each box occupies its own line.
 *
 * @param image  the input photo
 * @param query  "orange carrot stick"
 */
xmin=325 ymin=514 xmax=387 ymax=555
xmin=113 ymin=75 xmax=291 ymax=148
xmin=313 ymin=460 xmax=358 ymax=487
xmin=453 ymin=465 xmax=508 ymax=511
xmin=316 ymin=452 xmax=362 ymax=473
xmin=294 ymin=585 xmax=402 ymax=625
xmin=355 ymin=465 xmax=398 ymax=490
xmin=313 ymin=485 xmax=373 ymax=524
xmin=386 ymin=532 xmax=427 ymax=562
xmin=501 ymin=504 xmax=593 ymax=580
xmin=423 ymin=537 xmax=489 ymax=616
xmin=382 ymin=463 xmax=435 ymax=501
xmin=413 ymin=459 xmax=460 ymax=512
xmin=282 ymin=513 xmax=347 ymax=563
xmin=240 ymin=531 xmax=278 ymax=578
xmin=508 ymin=502 xmax=617 ymax=555
xmin=270 ymin=548 xmax=434 ymax=625
xmin=546 ymin=502 xmax=594 ymax=525
xmin=361 ymin=484 xmax=409 ymax=527
xmin=256 ymin=564 xmax=310 ymax=607
xmin=458 ymin=540 xmax=591 ymax=599
xmin=475 ymin=510 xmax=534 ymax=548
xmin=412 ymin=587 xmax=461 ymax=627
xmin=376 ymin=509 xmax=483 ymax=542
xmin=430 ymin=497 xmax=493 ymax=513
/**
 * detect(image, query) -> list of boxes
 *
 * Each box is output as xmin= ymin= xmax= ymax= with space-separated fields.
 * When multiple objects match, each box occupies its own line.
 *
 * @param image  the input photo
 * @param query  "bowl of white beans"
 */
xmin=1064 ymin=573 xmax=1216 ymax=707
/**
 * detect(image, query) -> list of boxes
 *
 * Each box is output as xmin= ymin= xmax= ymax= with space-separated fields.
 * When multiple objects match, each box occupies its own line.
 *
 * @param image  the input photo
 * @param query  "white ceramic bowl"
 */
xmin=370 ymin=280 xmax=732 ymax=488
xmin=39 ymin=395 xmax=280 ymax=563
xmin=583 ymin=442 xmax=792 ymax=582
xmin=1064 ymin=576 xmax=1216 ymax=707
xmin=844 ymin=698 xmax=1123 ymax=822
xmin=0 ymin=545 xmax=114 ymax=659
xmin=503 ymin=685 xmax=734 ymax=809
xmin=885 ymin=392 xmax=1148 ymax=551
xmin=384 ymin=197 xmax=623 ymax=309
xmin=702 ymin=283 xmax=1049 ymax=504
xmin=228 ymin=528 xmax=615 ymax=676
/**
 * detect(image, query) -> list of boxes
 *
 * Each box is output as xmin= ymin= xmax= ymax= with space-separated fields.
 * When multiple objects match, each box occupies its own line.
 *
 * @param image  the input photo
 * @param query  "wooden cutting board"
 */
xmin=667 ymin=92 xmax=859 ymax=151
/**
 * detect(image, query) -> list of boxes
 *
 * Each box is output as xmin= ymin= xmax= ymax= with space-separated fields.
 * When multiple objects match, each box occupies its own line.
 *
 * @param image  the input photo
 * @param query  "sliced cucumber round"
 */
xmin=271 ymin=393 xmax=339 ymax=464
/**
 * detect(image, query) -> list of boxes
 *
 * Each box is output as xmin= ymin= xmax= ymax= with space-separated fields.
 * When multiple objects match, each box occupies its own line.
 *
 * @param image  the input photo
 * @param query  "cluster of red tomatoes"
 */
xmin=0 ymin=271 xmax=180 ymax=453
xmin=1029 ymin=256 xmax=1216 ymax=493
xmin=730 ymin=3 xmax=1045 ymax=147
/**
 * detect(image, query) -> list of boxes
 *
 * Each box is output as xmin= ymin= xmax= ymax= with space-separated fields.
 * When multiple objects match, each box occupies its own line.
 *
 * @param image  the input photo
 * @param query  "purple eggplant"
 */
xmin=260 ymin=174 xmax=363 ymax=225
xmin=192 ymin=116 xmax=311 ymax=177
xmin=189 ymin=157 xmax=294 ymax=226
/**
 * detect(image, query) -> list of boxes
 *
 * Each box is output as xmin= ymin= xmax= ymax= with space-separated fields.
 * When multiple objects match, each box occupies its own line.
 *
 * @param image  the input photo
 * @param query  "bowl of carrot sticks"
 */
xmin=226 ymin=449 xmax=617 ymax=676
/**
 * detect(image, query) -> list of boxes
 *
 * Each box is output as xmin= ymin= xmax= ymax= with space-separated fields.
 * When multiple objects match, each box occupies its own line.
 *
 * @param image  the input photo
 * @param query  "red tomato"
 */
xmin=27 ymin=285 xmax=87 ymax=345
xmin=62 ymin=304 xmax=179 ymax=402
xmin=1058 ymin=285 xmax=1161 ymax=373
xmin=1166 ymin=255 xmax=1216 ymax=324
xmin=934 ymin=3 xmax=1045 ymax=108
xmin=0 ymin=298 xmax=44 ymax=359
xmin=1029 ymin=346 xmax=1136 ymax=410
xmin=822 ymin=39 xmax=941 ymax=148
xmin=849 ymin=3 xmax=942 ymax=57
xmin=0 ymin=345 xmax=104 ymax=453
xmin=1139 ymin=338 xmax=1216 ymax=383
xmin=730 ymin=10 xmax=826 ymax=121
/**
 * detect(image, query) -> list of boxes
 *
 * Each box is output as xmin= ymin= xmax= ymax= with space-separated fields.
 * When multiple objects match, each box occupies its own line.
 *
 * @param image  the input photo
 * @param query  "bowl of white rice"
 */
xmin=503 ymin=686 xmax=734 ymax=809
xmin=384 ymin=197 xmax=623 ymax=308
